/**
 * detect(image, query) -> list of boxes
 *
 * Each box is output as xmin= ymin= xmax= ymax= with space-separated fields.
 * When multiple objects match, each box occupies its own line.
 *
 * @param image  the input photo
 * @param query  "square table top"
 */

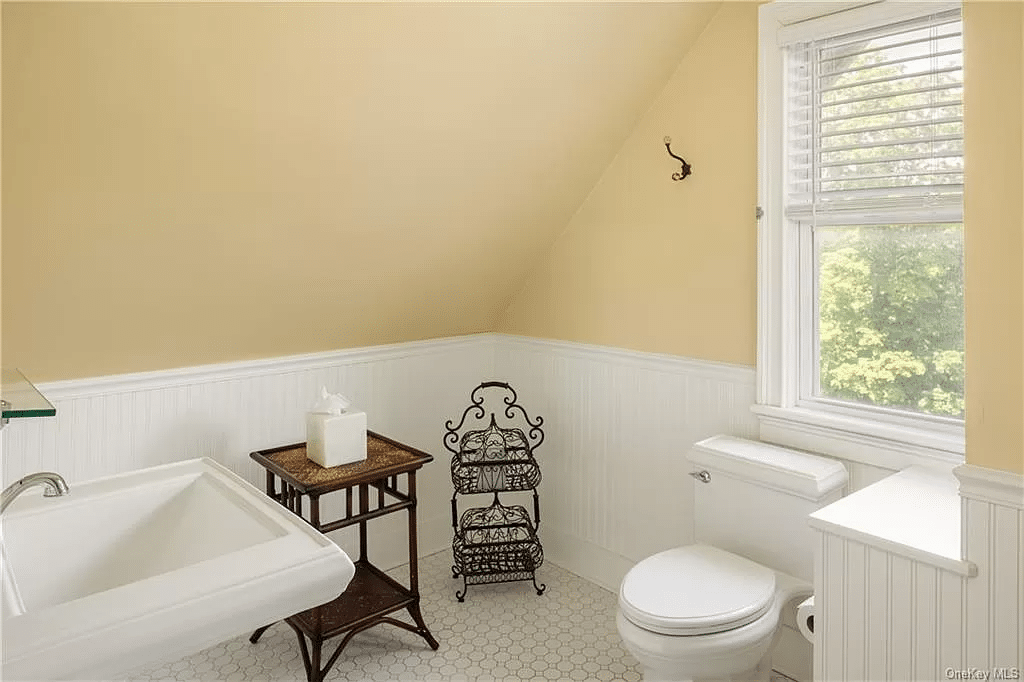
xmin=250 ymin=431 xmax=434 ymax=495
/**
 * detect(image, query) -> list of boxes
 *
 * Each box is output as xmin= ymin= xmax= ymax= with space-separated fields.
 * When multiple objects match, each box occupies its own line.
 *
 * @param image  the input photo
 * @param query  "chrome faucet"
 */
xmin=1 ymin=472 xmax=70 ymax=514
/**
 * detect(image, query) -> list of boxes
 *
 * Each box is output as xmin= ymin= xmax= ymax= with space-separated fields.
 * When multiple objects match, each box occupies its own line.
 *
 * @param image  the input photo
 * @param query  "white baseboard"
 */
xmin=540 ymin=527 xmax=636 ymax=594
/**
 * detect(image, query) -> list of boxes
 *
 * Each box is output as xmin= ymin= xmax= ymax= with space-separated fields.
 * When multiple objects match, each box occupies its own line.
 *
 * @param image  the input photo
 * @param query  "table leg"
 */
xmin=310 ymin=494 xmax=320 ymax=528
xmin=290 ymin=622 xmax=326 ymax=682
xmin=358 ymin=482 xmax=369 ymax=561
xmin=248 ymin=623 xmax=272 ymax=644
xmin=407 ymin=472 xmax=420 ymax=593
xmin=249 ymin=473 xmax=296 ymax=646
xmin=407 ymin=602 xmax=440 ymax=650
xmin=405 ymin=471 xmax=438 ymax=649
xmin=251 ymin=469 xmax=278 ymax=645
xmin=310 ymin=632 xmax=323 ymax=682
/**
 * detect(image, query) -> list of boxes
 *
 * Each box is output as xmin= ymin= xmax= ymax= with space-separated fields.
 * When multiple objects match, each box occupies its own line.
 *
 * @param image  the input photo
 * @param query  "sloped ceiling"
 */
xmin=1 ymin=2 xmax=719 ymax=380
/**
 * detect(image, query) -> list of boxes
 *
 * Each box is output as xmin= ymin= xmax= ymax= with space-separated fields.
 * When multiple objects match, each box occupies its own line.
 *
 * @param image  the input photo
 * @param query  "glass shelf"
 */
xmin=1 ymin=369 xmax=56 ymax=419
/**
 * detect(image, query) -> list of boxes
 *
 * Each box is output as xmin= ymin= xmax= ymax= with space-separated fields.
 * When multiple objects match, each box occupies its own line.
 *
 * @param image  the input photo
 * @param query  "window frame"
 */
xmin=756 ymin=0 xmax=965 ymax=470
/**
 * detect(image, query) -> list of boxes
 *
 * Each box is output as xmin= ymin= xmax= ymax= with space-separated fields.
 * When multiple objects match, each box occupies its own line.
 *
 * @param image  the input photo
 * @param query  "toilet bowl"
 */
xmin=617 ymin=545 xmax=809 ymax=682
xmin=616 ymin=437 xmax=847 ymax=682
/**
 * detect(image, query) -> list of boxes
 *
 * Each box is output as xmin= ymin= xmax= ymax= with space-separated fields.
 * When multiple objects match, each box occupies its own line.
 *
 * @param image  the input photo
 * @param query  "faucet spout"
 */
xmin=1 ymin=472 xmax=70 ymax=514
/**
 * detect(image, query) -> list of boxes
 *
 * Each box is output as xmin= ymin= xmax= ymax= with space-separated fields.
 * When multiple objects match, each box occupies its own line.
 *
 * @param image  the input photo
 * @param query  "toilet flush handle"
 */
xmin=689 ymin=470 xmax=711 ymax=483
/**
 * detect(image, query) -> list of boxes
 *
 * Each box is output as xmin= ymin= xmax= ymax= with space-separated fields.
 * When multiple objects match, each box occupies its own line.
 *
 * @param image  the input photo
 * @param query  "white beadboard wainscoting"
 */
xmin=814 ymin=534 xmax=975 ymax=682
xmin=0 ymin=335 xmax=497 ymax=571
xmin=956 ymin=465 xmax=1024 ymax=679
xmin=0 ymin=333 xmax=767 ymax=590
xmin=492 ymin=335 xmax=761 ymax=591
xmin=1 ymin=332 xmax=899 ymax=591
xmin=811 ymin=464 xmax=1023 ymax=681
xmin=4 ymin=332 xmax=1019 ymax=682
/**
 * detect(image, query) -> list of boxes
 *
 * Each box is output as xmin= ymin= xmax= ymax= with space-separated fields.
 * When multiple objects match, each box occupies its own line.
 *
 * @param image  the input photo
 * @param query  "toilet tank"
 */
xmin=689 ymin=435 xmax=848 ymax=582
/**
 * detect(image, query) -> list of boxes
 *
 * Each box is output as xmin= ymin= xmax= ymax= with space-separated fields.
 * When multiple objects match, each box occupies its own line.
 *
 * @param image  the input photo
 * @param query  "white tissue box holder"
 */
xmin=306 ymin=411 xmax=367 ymax=468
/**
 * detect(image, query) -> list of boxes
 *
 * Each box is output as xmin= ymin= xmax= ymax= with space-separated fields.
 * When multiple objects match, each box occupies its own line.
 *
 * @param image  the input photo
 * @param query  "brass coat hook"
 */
xmin=664 ymin=136 xmax=692 ymax=181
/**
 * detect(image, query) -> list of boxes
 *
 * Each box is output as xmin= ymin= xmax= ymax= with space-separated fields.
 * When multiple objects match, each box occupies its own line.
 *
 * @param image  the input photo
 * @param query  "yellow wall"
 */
xmin=499 ymin=3 xmax=758 ymax=366
xmin=1 ymin=2 xmax=717 ymax=381
xmin=963 ymin=1 xmax=1024 ymax=474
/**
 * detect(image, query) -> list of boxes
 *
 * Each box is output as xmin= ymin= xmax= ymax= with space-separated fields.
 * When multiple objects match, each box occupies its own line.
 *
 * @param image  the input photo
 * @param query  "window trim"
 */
xmin=756 ymin=0 xmax=965 ymax=468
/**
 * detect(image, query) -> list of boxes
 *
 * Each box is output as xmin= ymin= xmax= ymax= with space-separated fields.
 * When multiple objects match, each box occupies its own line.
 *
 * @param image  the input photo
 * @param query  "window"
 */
xmin=756 ymin=2 xmax=964 ymax=467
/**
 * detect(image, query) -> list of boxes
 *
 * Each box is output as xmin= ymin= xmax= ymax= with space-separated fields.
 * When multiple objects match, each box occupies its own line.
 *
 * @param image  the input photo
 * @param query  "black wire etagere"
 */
xmin=444 ymin=381 xmax=546 ymax=602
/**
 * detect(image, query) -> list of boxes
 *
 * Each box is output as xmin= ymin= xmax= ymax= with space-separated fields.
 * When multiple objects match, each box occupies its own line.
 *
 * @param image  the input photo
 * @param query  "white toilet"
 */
xmin=616 ymin=435 xmax=847 ymax=682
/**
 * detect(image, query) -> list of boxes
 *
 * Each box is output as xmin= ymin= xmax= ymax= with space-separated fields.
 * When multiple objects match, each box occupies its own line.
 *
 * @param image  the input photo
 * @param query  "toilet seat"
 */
xmin=618 ymin=544 xmax=776 ymax=636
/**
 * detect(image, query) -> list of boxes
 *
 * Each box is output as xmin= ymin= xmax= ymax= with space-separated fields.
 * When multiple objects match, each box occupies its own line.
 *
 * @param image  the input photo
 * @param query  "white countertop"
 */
xmin=809 ymin=465 xmax=976 ymax=576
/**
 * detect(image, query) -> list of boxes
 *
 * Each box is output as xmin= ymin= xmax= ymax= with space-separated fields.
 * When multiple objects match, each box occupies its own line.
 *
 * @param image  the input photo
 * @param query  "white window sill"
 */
xmin=752 ymin=403 xmax=964 ymax=472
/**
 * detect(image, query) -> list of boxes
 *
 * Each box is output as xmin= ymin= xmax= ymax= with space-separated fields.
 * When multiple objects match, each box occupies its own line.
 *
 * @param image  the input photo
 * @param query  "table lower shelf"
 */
xmin=288 ymin=560 xmax=415 ymax=640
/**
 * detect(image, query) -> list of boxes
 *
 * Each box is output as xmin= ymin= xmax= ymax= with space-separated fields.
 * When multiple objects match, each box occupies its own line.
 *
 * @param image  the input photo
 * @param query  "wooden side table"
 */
xmin=248 ymin=432 xmax=439 ymax=682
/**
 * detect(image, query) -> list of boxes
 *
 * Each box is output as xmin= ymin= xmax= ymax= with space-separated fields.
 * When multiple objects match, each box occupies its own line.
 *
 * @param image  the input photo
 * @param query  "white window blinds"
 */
xmin=785 ymin=8 xmax=963 ymax=222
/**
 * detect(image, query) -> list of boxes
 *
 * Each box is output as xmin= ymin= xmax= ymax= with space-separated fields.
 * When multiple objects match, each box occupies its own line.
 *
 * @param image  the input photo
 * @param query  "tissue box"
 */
xmin=306 ymin=411 xmax=367 ymax=468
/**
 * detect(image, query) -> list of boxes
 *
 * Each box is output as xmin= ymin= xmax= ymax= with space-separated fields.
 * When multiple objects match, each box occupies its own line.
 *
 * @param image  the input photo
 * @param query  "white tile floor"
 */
xmin=121 ymin=551 xmax=799 ymax=682
xmin=121 ymin=550 xmax=643 ymax=682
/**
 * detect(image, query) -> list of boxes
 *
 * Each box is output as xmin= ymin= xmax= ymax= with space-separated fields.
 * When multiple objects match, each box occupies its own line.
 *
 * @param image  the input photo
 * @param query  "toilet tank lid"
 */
xmin=689 ymin=436 xmax=848 ymax=501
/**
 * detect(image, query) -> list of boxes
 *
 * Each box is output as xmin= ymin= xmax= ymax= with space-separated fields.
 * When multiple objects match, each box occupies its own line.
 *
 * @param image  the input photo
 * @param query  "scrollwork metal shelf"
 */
xmin=444 ymin=381 xmax=546 ymax=602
